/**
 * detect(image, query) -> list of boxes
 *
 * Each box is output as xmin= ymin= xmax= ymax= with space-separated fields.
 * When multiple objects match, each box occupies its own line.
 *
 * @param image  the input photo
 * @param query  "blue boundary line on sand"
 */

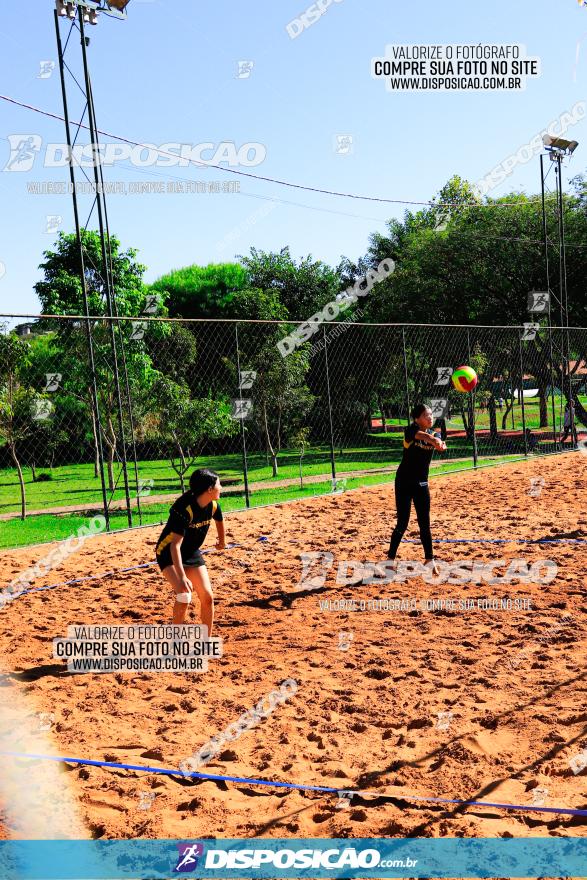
xmin=0 ymin=751 xmax=585 ymax=818
xmin=403 ymin=537 xmax=587 ymax=544
xmin=5 ymin=540 xmax=271 ymax=600
xmin=4 ymin=533 xmax=585 ymax=600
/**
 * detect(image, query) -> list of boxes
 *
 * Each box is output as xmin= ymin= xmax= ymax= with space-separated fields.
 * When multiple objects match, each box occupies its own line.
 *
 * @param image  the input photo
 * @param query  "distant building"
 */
xmin=14 ymin=321 xmax=41 ymax=337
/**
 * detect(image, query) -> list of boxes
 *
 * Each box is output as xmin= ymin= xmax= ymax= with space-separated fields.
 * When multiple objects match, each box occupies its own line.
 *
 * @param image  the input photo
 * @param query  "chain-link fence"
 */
xmin=1 ymin=315 xmax=586 ymax=548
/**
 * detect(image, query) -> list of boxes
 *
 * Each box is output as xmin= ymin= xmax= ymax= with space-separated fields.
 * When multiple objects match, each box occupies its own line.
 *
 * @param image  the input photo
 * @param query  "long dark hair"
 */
xmin=189 ymin=468 xmax=219 ymax=495
xmin=411 ymin=403 xmax=429 ymax=420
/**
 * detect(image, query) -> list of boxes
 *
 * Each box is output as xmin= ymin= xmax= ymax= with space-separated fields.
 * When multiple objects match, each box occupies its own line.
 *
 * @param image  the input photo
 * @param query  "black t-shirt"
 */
xmin=396 ymin=423 xmax=436 ymax=483
xmin=155 ymin=492 xmax=223 ymax=559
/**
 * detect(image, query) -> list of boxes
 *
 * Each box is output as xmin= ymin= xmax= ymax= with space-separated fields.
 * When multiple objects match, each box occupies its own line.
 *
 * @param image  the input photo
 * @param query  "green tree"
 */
xmin=19 ymin=330 xmax=93 ymax=474
xmin=150 ymin=263 xmax=250 ymax=319
xmin=247 ymin=344 xmax=314 ymax=477
xmin=150 ymin=377 xmax=238 ymax=492
xmin=238 ymin=247 xmax=340 ymax=319
xmin=363 ymin=176 xmax=587 ymax=430
xmin=0 ymin=330 xmax=48 ymax=519
xmin=150 ymin=262 xmax=288 ymax=401
xmin=34 ymin=230 xmax=165 ymax=489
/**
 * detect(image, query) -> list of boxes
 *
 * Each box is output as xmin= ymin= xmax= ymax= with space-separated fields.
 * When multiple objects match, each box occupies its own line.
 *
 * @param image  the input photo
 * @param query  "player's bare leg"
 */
xmin=161 ymin=566 xmax=192 ymax=624
xmin=186 ymin=565 xmax=214 ymax=636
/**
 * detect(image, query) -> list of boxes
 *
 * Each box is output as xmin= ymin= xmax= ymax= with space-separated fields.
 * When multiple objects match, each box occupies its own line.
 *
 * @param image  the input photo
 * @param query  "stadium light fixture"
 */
xmin=55 ymin=0 xmax=129 ymax=22
xmin=542 ymin=134 xmax=579 ymax=157
xmin=56 ymin=1 xmax=77 ymax=19
xmin=104 ymin=0 xmax=131 ymax=16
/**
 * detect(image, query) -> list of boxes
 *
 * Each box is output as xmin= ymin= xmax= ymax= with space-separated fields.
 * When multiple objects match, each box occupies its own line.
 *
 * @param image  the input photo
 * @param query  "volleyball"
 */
xmin=451 ymin=365 xmax=478 ymax=392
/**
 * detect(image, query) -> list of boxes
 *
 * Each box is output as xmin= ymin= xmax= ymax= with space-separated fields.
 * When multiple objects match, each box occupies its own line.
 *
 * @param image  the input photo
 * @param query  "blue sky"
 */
xmin=0 ymin=0 xmax=586 ymax=318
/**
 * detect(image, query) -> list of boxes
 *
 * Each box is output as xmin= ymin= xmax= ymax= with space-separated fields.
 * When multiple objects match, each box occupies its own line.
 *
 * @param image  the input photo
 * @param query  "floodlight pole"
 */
xmin=539 ymin=153 xmax=558 ymax=448
xmin=54 ymin=2 xmax=137 ymax=527
xmin=77 ymin=8 xmax=133 ymax=525
xmin=54 ymin=8 xmax=110 ymax=528
xmin=539 ymin=149 xmax=574 ymax=450
xmin=554 ymin=156 xmax=575 ymax=445
xmin=87 ymin=72 xmax=143 ymax=522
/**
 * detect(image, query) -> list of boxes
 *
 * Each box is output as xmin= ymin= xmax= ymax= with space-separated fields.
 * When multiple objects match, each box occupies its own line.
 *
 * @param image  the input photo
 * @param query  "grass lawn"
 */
xmin=3 ymin=392 xmax=579 ymax=550
xmin=0 ymin=452 xmax=525 ymax=551
xmin=0 ymin=445 xmax=414 ymax=517
xmin=5 ymin=394 xmax=580 ymax=521
xmin=374 ymin=394 xmax=587 ymax=434
xmin=0 ymin=437 xmax=507 ymax=518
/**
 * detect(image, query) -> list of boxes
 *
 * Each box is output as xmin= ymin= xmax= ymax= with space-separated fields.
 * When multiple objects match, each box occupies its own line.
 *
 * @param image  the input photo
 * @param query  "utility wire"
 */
xmin=1 ymin=92 xmax=578 ymax=213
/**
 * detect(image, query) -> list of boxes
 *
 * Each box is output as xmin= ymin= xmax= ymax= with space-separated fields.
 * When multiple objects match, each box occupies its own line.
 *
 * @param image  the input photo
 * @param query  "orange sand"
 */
xmin=0 ymin=454 xmax=586 ymax=841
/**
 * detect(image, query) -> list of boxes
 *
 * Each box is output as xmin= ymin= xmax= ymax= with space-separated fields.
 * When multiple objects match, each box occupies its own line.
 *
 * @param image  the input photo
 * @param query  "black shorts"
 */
xmin=156 ymin=548 xmax=205 ymax=572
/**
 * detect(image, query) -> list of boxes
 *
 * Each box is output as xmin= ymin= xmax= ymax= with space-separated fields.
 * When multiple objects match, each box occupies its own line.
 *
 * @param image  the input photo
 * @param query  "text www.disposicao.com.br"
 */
xmin=69 ymin=657 xmax=204 ymax=672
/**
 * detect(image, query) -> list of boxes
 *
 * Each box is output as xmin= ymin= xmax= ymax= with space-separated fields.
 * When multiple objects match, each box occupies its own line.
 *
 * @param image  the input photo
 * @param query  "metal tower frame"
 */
xmin=539 ymin=144 xmax=577 ymax=448
xmin=54 ymin=0 xmax=141 ymax=527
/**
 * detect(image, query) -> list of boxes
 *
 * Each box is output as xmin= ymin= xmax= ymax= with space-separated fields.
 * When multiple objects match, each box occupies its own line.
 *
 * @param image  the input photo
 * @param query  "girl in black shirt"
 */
xmin=155 ymin=468 xmax=225 ymax=631
xmin=387 ymin=404 xmax=446 ymax=571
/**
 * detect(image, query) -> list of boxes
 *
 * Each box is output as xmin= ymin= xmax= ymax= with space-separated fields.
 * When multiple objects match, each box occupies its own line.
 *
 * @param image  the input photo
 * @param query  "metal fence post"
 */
xmin=518 ymin=328 xmax=529 ymax=456
xmin=234 ymin=323 xmax=250 ymax=508
xmin=111 ymin=315 xmax=142 ymax=525
xmin=467 ymin=328 xmax=478 ymax=468
xmin=323 ymin=325 xmax=337 ymax=487
xmin=401 ymin=327 xmax=411 ymax=423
